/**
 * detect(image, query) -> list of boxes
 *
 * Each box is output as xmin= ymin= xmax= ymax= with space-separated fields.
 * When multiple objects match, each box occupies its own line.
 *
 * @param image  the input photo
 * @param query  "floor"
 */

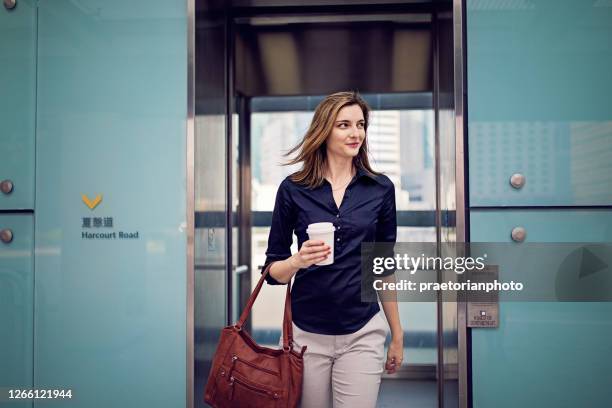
xmin=378 ymin=379 xmax=458 ymax=408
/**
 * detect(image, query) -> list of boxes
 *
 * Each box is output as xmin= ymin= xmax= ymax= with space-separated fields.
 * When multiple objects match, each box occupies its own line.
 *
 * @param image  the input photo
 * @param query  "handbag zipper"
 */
xmin=229 ymin=375 xmax=280 ymax=401
xmin=228 ymin=354 xmax=280 ymax=378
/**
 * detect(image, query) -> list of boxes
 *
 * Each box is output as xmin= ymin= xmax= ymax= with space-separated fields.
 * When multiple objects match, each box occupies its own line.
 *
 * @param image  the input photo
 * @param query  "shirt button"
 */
xmin=336 ymin=214 xmax=340 ymax=218
xmin=337 ymin=226 xmax=341 ymax=230
xmin=336 ymin=238 xmax=340 ymax=242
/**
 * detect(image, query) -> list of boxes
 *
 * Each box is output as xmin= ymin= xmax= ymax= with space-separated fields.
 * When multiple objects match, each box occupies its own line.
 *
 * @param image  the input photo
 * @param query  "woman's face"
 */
xmin=326 ymin=104 xmax=366 ymax=159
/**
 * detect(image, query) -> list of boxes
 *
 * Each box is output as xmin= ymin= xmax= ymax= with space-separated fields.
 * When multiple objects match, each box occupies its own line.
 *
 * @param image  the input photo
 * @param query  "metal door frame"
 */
xmin=452 ymin=1 xmax=469 ymax=407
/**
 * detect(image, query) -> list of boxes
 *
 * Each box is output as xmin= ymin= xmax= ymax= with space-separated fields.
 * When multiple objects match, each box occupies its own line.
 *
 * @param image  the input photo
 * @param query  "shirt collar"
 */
xmin=355 ymin=166 xmax=386 ymax=185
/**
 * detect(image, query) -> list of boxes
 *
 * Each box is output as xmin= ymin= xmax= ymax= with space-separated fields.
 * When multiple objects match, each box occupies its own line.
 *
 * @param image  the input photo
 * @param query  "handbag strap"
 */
xmin=236 ymin=263 xmax=294 ymax=350
xmin=281 ymin=280 xmax=293 ymax=350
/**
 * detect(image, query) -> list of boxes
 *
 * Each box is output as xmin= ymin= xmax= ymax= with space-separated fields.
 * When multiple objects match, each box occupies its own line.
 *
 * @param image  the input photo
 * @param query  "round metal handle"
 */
xmin=1 ymin=229 xmax=13 ymax=243
xmin=509 ymin=173 xmax=525 ymax=189
xmin=0 ymin=179 xmax=14 ymax=194
xmin=511 ymin=227 xmax=526 ymax=242
xmin=4 ymin=0 xmax=16 ymax=10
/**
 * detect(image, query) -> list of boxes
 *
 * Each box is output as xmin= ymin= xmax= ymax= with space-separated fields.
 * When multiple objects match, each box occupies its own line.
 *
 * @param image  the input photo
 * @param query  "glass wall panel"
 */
xmin=0 ymin=1 xmax=36 ymax=210
xmin=468 ymin=2 xmax=612 ymax=407
xmin=470 ymin=210 xmax=612 ymax=408
xmin=0 ymin=214 xmax=34 ymax=408
xmin=34 ymin=1 xmax=188 ymax=407
xmin=468 ymin=0 xmax=612 ymax=207
xmin=1 ymin=3 xmax=37 ymax=406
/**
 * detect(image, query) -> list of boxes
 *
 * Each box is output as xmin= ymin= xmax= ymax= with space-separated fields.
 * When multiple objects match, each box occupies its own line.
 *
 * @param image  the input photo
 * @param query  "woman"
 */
xmin=263 ymin=91 xmax=402 ymax=408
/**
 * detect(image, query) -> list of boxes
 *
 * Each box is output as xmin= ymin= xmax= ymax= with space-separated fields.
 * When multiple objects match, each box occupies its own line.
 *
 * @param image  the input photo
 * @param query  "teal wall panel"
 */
xmin=468 ymin=1 xmax=612 ymax=406
xmin=0 ymin=0 xmax=36 ymax=210
xmin=467 ymin=0 xmax=612 ymax=206
xmin=34 ymin=1 xmax=187 ymax=407
xmin=0 ymin=214 xmax=34 ymax=408
xmin=471 ymin=210 xmax=612 ymax=242
xmin=470 ymin=210 xmax=612 ymax=408
xmin=1 ymin=3 xmax=36 ymax=404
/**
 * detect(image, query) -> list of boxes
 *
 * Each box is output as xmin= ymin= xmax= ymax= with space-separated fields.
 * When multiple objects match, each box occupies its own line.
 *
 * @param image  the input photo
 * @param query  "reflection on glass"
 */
xmin=195 ymin=115 xmax=227 ymax=212
xmin=251 ymin=112 xmax=309 ymax=211
xmin=194 ymin=114 xmax=227 ymax=407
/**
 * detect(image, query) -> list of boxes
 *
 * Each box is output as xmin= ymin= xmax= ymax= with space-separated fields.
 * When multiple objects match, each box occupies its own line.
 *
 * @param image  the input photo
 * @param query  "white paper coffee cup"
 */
xmin=306 ymin=222 xmax=335 ymax=266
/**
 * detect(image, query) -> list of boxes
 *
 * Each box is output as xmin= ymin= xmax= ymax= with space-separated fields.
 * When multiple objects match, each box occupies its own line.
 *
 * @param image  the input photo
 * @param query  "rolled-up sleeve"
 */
xmin=262 ymin=179 xmax=296 ymax=285
xmin=376 ymin=183 xmax=397 ymax=277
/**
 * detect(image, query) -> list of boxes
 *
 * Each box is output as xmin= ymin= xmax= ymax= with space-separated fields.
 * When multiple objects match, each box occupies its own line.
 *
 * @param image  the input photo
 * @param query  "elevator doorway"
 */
xmin=194 ymin=1 xmax=464 ymax=407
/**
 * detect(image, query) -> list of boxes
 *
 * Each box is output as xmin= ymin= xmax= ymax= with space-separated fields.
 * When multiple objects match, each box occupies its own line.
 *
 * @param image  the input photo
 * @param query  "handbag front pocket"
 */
xmin=229 ymin=373 xmax=282 ymax=407
xmin=228 ymin=354 xmax=280 ymax=380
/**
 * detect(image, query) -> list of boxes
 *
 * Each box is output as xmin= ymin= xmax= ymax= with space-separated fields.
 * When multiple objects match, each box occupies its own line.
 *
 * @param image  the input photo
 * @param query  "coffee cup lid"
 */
xmin=306 ymin=222 xmax=335 ymax=234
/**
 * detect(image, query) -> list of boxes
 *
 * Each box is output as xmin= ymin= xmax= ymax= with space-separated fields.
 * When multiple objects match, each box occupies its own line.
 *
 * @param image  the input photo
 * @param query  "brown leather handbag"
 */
xmin=203 ymin=264 xmax=306 ymax=408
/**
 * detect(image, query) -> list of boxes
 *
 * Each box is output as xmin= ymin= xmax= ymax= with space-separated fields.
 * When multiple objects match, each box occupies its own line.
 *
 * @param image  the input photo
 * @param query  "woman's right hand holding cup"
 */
xmin=289 ymin=240 xmax=331 ymax=269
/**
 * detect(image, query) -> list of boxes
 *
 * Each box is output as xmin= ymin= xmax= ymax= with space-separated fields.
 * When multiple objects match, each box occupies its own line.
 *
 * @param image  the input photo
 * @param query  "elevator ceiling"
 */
xmin=234 ymin=17 xmax=434 ymax=96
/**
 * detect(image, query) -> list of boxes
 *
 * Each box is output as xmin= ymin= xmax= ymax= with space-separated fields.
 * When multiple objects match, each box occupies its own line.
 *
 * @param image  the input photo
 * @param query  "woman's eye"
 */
xmin=337 ymin=122 xmax=364 ymax=129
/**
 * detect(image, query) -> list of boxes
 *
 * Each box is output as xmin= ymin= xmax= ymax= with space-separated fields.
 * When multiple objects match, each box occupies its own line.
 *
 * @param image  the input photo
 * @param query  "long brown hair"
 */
xmin=284 ymin=91 xmax=380 ymax=188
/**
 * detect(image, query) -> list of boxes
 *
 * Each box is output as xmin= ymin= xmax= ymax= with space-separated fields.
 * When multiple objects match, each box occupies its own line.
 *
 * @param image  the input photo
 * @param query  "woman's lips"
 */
xmin=346 ymin=143 xmax=359 ymax=148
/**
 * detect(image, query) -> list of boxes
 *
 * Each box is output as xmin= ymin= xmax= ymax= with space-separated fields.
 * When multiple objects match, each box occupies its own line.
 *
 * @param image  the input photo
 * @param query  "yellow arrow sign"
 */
xmin=82 ymin=194 xmax=102 ymax=210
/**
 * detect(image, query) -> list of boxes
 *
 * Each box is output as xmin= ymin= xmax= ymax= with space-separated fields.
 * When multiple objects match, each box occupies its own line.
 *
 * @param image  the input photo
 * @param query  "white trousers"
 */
xmin=281 ymin=312 xmax=388 ymax=408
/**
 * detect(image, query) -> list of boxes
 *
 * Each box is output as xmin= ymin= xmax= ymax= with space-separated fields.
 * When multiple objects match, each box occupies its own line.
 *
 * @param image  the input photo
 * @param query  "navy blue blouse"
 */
xmin=263 ymin=166 xmax=397 ymax=335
